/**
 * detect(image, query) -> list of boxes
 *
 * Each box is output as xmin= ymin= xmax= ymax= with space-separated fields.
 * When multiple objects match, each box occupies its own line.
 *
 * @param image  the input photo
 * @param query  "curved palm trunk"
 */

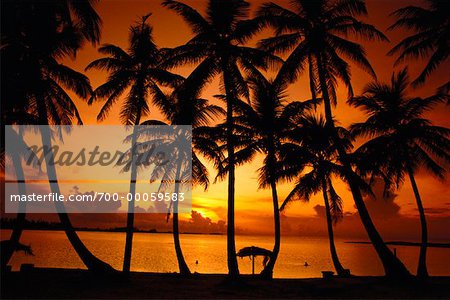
xmin=223 ymin=66 xmax=239 ymax=278
xmin=261 ymin=146 xmax=280 ymax=279
xmin=261 ymin=179 xmax=280 ymax=279
xmin=123 ymin=124 xmax=140 ymax=274
xmin=1 ymin=151 xmax=27 ymax=269
xmin=173 ymin=158 xmax=191 ymax=275
xmin=315 ymin=54 xmax=410 ymax=279
xmin=407 ymin=166 xmax=428 ymax=278
xmin=321 ymin=178 xmax=347 ymax=276
xmin=39 ymin=125 xmax=114 ymax=273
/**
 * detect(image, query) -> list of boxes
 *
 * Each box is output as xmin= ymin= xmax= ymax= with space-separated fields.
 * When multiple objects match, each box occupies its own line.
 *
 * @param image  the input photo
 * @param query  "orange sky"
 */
xmin=26 ymin=0 xmax=450 ymax=239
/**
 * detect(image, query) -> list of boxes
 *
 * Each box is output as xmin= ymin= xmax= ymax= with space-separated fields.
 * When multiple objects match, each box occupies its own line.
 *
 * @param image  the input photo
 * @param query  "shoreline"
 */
xmin=2 ymin=268 xmax=450 ymax=299
xmin=345 ymin=241 xmax=450 ymax=248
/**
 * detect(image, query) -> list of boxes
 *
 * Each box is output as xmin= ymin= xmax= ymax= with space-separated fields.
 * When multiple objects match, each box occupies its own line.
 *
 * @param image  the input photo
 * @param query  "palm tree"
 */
xmin=1 ymin=0 xmax=114 ymax=273
xmin=224 ymin=71 xmax=313 ymax=278
xmin=86 ymin=14 xmax=184 ymax=273
xmin=349 ymin=69 xmax=450 ymax=278
xmin=162 ymin=0 xmax=280 ymax=277
xmin=256 ymin=0 xmax=411 ymax=278
xmin=388 ymin=0 xmax=449 ymax=89
xmin=280 ymin=115 xmax=352 ymax=277
xmin=139 ymin=84 xmax=224 ymax=276
xmin=33 ymin=64 xmax=114 ymax=274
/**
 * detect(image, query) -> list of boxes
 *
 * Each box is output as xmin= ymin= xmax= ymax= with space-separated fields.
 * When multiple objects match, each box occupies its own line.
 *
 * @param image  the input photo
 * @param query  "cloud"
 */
xmin=180 ymin=210 xmax=226 ymax=234
xmin=359 ymin=180 xmax=401 ymax=219
xmin=313 ymin=205 xmax=326 ymax=218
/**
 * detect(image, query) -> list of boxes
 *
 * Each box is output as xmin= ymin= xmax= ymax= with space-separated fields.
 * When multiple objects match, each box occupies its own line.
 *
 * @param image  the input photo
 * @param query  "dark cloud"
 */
xmin=313 ymin=205 xmax=326 ymax=218
xmin=359 ymin=180 xmax=401 ymax=219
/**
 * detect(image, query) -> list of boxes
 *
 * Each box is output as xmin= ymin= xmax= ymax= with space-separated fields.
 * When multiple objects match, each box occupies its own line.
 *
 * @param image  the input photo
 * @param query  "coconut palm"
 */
xmin=349 ymin=68 xmax=450 ymax=278
xmin=32 ymin=65 xmax=114 ymax=273
xmin=86 ymin=14 xmax=184 ymax=273
xmin=388 ymin=0 xmax=449 ymax=89
xmin=139 ymin=83 xmax=224 ymax=276
xmin=280 ymin=115 xmax=352 ymax=277
xmin=1 ymin=0 xmax=113 ymax=273
xmin=162 ymin=0 xmax=280 ymax=277
xmin=220 ymin=71 xmax=313 ymax=278
xmin=256 ymin=0 xmax=411 ymax=278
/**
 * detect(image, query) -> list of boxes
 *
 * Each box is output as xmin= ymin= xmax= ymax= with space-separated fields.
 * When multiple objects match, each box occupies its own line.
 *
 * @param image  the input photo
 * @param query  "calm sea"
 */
xmin=2 ymin=230 xmax=449 ymax=278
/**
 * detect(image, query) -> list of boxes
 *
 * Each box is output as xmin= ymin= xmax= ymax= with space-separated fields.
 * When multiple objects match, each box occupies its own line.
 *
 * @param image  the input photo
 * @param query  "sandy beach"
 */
xmin=2 ymin=268 xmax=450 ymax=299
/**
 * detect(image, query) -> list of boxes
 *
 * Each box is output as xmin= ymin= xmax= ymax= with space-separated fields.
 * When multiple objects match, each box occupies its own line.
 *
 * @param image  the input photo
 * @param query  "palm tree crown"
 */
xmin=257 ymin=0 xmax=388 ymax=100
xmin=147 ymin=83 xmax=225 ymax=190
xmin=388 ymin=0 xmax=449 ymax=88
xmin=162 ymin=0 xmax=279 ymax=96
xmin=229 ymin=73 xmax=313 ymax=186
xmin=1 ymin=0 xmax=100 ymax=126
xmin=280 ymin=115 xmax=351 ymax=219
xmin=349 ymin=68 xmax=449 ymax=184
xmin=86 ymin=14 xmax=183 ymax=125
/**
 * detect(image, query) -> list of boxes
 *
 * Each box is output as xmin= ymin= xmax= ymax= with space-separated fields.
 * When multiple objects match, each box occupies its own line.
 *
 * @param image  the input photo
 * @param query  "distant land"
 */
xmin=0 ymin=218 xmax=223 ymax=235
xmin=346 ymin=241 xmax=450 ymax=248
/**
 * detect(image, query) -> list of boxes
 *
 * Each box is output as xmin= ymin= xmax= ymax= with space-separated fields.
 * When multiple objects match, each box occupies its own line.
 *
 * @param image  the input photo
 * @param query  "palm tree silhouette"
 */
xmin=388 ymin=0 xmax=449 ymax=90
xmin=226 ymin=71 xmax=313 ymax=278
xmin=86 ymin=14 xmax=184 ymax=273
xmin=280 ymin=115 xmax=352 ymax=277
xmin=1 ymin=0 xmax=114 ymax=273
xmin=162 ymin=0 xmax=280 ymax=277
xmin=256 ymin=0 xmax=411 ymax=278
xmin=140 ymin=83 xmax=224 ymax=276
xmin=349 ymin=68 xmax=450 ymax=278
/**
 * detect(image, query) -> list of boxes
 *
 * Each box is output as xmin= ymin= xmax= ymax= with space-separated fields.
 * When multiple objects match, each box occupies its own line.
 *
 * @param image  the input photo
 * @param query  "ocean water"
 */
xmin=2 ymin=230 xmax=449 ymax=278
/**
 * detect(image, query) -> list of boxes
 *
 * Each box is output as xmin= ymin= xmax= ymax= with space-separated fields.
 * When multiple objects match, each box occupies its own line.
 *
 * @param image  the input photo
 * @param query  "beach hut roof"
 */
xmin=236 ymin=246 xmax=272 ymax=257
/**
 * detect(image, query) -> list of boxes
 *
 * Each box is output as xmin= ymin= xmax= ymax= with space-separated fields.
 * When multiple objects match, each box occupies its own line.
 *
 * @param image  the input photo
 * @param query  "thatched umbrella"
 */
xmin=236 ymin=246 xmax=272 ymax=275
